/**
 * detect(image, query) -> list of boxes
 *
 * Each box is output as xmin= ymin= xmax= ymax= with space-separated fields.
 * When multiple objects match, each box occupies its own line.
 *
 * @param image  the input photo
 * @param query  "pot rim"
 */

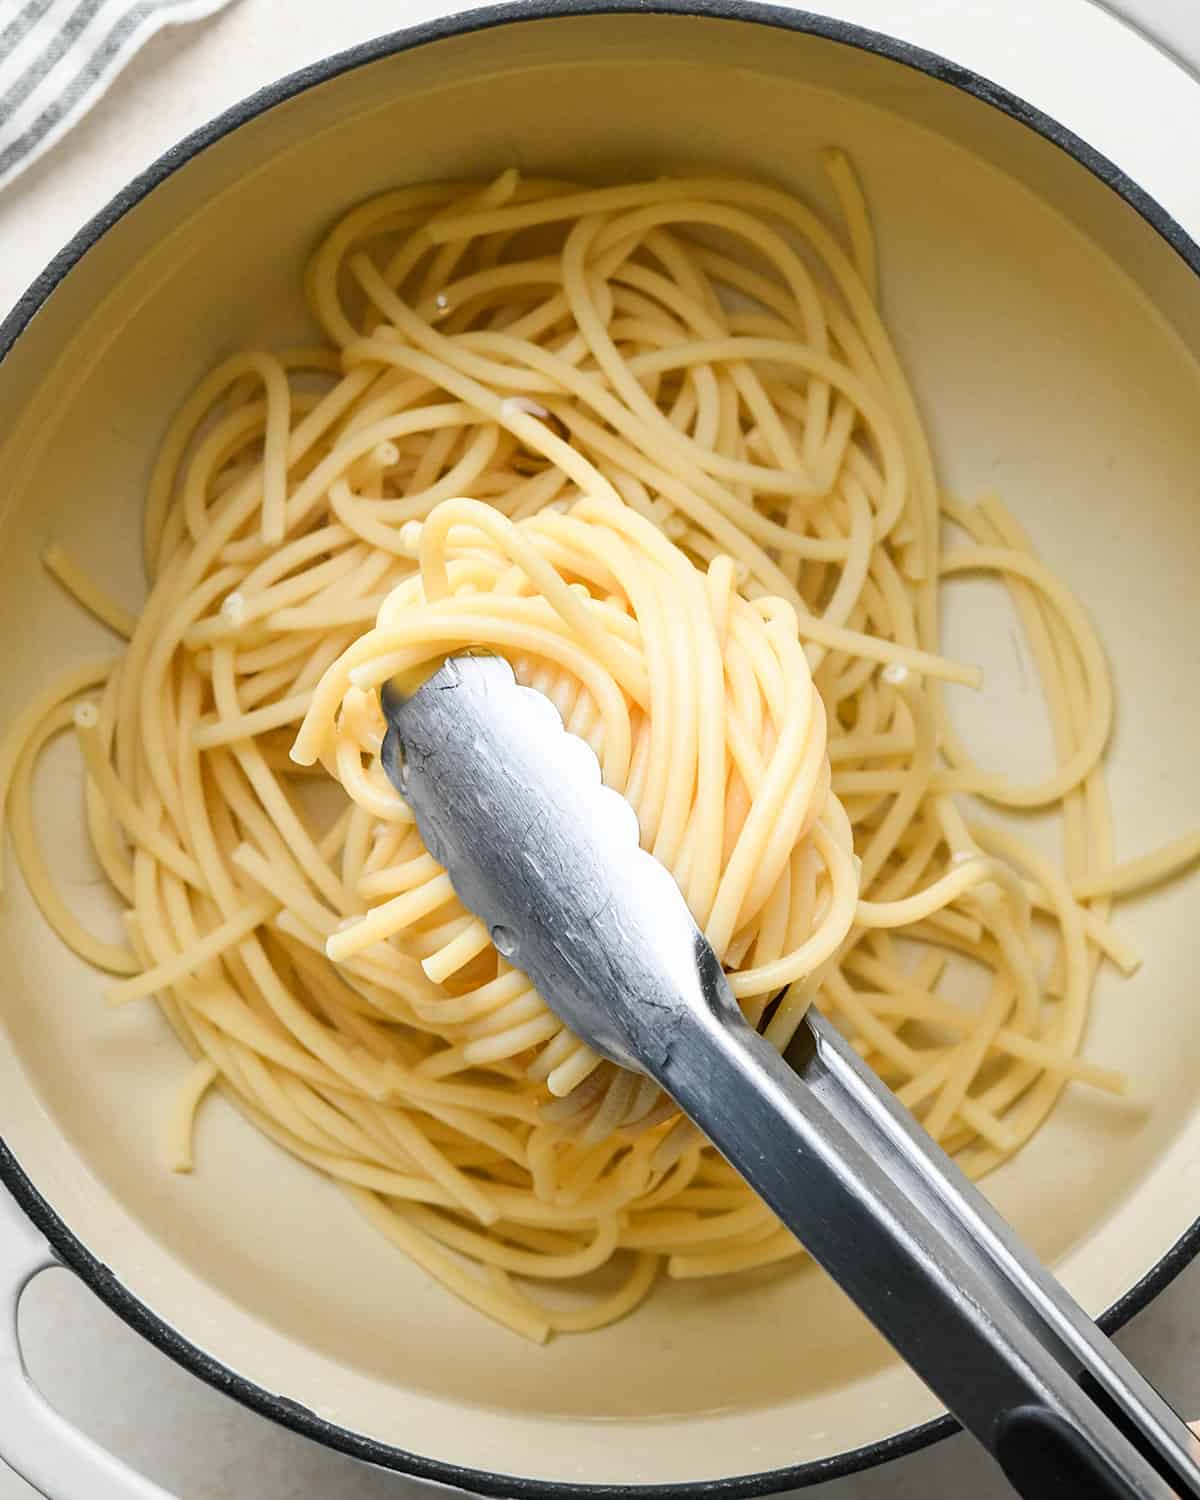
xmin=1 ymin=2 xmax=1198 ymax=1494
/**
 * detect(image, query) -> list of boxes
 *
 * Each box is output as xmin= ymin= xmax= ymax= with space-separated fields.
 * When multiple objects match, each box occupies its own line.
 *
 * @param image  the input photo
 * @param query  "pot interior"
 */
xmin=0 ymin=9 xmax=1198 ymax=1488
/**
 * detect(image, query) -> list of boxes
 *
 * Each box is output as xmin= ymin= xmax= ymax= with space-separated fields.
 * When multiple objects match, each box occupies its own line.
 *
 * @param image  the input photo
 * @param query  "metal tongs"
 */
xmin=381 ymin=654 xmax=1200 ymax=1500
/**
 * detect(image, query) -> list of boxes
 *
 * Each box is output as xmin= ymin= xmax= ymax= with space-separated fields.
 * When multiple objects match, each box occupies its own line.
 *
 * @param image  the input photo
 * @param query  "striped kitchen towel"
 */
xmin=0 ymin=0 xmax=239 ymax=192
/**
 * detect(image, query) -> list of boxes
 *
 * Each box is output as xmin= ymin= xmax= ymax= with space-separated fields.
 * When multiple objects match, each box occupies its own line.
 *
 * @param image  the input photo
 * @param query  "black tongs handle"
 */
xmin=997 ymin=1405 xmax=1173 ymax=1499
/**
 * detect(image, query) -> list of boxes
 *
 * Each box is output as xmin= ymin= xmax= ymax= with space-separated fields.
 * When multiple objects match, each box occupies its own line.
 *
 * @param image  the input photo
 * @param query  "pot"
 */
xmin=1 ymin=2 xmax=1199 ymax=1496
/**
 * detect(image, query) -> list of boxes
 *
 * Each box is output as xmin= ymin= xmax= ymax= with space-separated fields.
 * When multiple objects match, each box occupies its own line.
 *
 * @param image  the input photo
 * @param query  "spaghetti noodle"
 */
xmin=10 ymin=160 xmax=1195 ymax=1341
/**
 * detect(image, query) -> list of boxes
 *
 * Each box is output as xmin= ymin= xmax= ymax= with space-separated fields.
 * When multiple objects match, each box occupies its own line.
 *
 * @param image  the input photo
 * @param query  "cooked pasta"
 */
xmin=10 ymin=159 xmax=1195 ymax=1342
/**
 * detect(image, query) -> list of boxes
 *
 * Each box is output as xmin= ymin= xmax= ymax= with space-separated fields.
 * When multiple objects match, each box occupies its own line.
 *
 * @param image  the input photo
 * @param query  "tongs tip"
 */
xmin=380 ymin=650 xmax=504 ymax=729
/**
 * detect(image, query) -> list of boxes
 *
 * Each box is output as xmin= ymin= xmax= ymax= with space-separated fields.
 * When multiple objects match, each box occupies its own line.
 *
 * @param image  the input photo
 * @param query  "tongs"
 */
xmin=380 ymin=654 xmax=1200 ymax=1500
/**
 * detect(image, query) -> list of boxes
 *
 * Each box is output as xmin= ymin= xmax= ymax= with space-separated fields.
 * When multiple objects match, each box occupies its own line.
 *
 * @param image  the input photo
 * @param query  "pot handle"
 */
xmin=0 ymin=1181 xmax=179 ymax=1500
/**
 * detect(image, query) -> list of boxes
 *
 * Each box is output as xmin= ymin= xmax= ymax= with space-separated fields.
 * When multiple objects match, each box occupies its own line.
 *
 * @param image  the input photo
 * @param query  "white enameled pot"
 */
xmin=2 ymin=2 xmax=1200 ymax=1495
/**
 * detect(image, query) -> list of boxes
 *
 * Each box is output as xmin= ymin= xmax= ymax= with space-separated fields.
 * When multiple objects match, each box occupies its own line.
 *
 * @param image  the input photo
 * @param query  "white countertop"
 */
xmin=2 ymin=3 xmax=1199 ymax=1497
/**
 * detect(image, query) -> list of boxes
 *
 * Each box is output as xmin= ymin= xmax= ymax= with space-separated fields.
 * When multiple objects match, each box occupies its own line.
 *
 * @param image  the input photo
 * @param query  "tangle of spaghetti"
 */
xmin=10 ymin=160 xmax=1197 ymax=1342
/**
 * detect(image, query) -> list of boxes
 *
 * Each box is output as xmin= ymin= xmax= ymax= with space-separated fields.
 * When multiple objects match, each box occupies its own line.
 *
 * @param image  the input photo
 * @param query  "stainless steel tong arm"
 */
xmin=381 ymin=654 xmax=1200 ymax=1500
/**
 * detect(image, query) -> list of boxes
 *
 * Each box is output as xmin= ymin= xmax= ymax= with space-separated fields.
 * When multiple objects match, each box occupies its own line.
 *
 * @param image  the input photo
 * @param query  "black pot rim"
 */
xmin=1 ymin=3 xmax=1199 ymax=1495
